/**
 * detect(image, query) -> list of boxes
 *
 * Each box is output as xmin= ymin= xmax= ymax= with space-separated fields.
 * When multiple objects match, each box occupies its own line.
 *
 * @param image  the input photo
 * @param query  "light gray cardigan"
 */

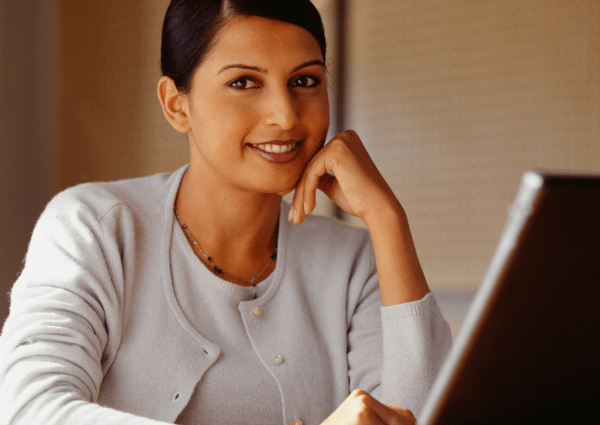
xmin=0 ymin=166 xmax=452 ymax=425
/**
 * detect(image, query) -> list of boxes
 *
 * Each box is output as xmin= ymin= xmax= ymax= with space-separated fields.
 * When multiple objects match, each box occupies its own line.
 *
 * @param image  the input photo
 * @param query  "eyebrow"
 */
xmin=216 ymin=59 xmax=326 ymax=75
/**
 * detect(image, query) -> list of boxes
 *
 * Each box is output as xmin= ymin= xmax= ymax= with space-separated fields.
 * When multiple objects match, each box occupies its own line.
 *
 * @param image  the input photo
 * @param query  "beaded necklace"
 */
xmin=174 ymin=209 xmax=277 ymax=299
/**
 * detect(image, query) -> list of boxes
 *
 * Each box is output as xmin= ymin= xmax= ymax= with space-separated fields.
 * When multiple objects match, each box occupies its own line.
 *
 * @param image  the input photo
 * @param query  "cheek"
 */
xmin=193 ymin=101 xmax=256 ymax=151
xmin=304 ymin=98 xmax=330 ymax=141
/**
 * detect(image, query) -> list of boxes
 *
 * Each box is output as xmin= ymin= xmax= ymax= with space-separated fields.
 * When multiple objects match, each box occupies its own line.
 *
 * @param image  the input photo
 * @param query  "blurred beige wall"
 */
xmin=56 ymin=0 xmax=184 ymax=190
xmin=345 ymin=0 xmax=600 ymax=296
xmin=0 ymin=0 xmax=56 ymax=326
xmin=0 ymin=0 xmax=183 ymax=326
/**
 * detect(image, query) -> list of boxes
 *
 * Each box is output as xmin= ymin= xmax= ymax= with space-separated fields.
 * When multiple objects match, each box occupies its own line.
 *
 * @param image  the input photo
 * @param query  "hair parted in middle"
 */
xmin=160 ymin=0 xmax=327 ymax=94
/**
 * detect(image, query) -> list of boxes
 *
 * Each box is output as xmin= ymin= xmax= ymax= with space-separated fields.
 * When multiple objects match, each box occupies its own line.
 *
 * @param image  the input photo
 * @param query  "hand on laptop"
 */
xmin=321 ymin=389 xmax=416 ymax=425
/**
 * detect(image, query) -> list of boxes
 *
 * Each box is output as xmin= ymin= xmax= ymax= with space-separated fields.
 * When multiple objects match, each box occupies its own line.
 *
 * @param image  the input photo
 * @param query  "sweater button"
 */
xmin=251 ymin=307 xmax=262 ymax=318
xmin=273 ymin=355 xmax=283 ymax=365
xmin=292 ymin=420 xmax=303 ymax=425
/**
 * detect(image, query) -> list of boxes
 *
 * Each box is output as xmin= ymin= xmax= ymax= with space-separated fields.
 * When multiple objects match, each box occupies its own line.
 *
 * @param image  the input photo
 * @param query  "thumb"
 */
xmin=383 ymin=404 xmax=417 ymax=424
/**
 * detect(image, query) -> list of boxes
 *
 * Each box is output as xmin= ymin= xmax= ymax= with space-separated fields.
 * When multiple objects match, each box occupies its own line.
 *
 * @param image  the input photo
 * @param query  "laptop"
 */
xmin=419 ymin=169 xmax=600 ymax=424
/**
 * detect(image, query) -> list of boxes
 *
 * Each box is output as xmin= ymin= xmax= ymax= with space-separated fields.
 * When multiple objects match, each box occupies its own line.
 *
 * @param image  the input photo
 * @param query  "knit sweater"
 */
xmin=0 ymin=165 xmax=452 ymax=425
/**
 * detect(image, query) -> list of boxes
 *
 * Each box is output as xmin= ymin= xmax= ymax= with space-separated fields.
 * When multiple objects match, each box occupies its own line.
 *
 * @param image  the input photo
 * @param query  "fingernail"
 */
xmin=304 ymin=202 xmax=309 ymax=215
xmin=293 ymin=208 xmax=298 ymax=224
xmin=288 ymin=206 xmax=295 ymax=222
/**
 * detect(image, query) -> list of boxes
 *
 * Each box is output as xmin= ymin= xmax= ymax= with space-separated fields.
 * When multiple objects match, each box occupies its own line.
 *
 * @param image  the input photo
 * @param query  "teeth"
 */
xmin=253 ymin=143 xmax=296 ymax=153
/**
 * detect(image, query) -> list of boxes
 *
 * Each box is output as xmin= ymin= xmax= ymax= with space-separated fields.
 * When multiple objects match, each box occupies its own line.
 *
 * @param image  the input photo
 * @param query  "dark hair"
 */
xmin=161 ymin=0 xmax=327 ymax=94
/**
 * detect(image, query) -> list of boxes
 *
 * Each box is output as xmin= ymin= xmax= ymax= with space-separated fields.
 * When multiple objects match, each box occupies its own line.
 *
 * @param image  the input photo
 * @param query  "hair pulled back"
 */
xmin=161 ymin=0 xmax=326 ymax=94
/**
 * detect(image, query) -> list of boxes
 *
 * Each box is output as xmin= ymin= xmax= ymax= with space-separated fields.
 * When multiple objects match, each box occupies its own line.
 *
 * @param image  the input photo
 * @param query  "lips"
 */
xmin=247 ymin=140 xmax=302 ymax=163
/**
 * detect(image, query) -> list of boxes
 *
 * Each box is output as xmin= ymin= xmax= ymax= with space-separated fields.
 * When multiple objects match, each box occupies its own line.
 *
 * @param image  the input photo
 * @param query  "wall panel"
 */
xmin=56 ymin=0 xmax=184 ymax=190
xmin=347 ymin=0 xmax=600 ymax=292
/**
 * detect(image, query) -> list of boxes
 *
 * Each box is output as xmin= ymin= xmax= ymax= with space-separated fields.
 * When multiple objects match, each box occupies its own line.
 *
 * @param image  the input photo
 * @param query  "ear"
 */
xmin=157 ymin=76 xmax=191 ymax=133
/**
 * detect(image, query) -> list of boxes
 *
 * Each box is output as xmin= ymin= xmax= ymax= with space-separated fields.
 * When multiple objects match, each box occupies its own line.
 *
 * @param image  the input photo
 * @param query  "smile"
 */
xmin=247 ymin=141 xmax=302 ymax=164
xmin=250 ymin=143 xmax=296 ymax=153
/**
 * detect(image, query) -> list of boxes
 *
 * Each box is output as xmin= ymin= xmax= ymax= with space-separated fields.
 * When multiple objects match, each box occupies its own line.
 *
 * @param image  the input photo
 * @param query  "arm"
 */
xmin=289 ymin=130 xmax=452 ymax=421
xmin=0 ymin=195 xmax=169 ymax=425
xmin=289 ymin=130 xmax=429 ymax=305
xmin=364 ymin=203 xmax=429 ymax=306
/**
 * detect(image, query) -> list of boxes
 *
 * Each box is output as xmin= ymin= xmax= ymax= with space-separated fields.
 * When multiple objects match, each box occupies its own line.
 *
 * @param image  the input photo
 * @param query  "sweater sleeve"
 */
xmin=378 ymin=293 xmax=452 ymax=416
xmin=346 ymin=234 xmax=452 ymax=418
xmin=0 ymin=196 xmax=169 ymax=425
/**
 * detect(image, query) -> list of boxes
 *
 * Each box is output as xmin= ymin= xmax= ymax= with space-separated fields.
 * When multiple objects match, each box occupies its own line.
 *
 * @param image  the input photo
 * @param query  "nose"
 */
xmin=264 ymin=87 xmax=300 ymax=130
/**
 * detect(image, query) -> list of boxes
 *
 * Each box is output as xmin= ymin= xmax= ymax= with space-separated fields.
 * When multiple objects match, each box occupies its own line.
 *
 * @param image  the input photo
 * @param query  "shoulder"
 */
xmin=45 ymin=166 xmax=186 ymax=221
xmin=281 ymin=201 xmax=372 ymax=258
xmin=21 ymin=167 xmax=187 ymax=292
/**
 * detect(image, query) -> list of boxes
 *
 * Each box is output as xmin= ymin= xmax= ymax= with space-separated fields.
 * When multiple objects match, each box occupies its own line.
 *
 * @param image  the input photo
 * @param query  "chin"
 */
xmin=275 ymin=185 xmax=296 ymax=197
xmin=257 ymin=180 xmax=298 ymax=196
xmin=243 ymin=166 xmax=304 ymax=195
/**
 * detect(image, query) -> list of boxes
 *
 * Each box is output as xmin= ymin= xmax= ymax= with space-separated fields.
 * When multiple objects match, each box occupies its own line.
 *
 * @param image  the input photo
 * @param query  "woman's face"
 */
xmin=183 ymin=15 xmax=330 ymax=194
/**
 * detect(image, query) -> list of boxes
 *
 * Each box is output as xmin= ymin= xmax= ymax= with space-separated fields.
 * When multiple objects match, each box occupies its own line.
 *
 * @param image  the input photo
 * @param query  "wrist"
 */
xmin=363 ymin=198 xmax=430 ymax=306
xmin=362 ymin=197 xmax=406 ymax=232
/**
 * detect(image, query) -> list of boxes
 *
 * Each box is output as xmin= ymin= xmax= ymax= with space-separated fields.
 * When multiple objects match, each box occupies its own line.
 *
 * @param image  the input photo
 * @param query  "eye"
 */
xmin=290 ymin=75 xmax=320 ymax=88
xmin=228 ymin=77 xmax=259 ymax=90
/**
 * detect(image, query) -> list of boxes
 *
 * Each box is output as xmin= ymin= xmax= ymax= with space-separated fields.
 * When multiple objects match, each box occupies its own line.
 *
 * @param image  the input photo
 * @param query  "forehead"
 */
xmin=202 ymin=16 xmax=324 ymax=71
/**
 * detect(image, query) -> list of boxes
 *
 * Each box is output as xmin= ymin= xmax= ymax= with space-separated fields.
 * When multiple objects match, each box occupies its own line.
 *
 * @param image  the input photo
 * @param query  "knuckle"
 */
xmin=354 ymin=394 xmax=371 ymax=409
xmin=355 ymin=409 xmax=371 ymax=422
xmin=403 ymin=408 xmax=416 ymax=421
xmin=325 ymin=157 xmax=339 ymax=171
xmin=328 ymin=136 xmax=344 ymax=148
xmin=331 ymin=138 xmax=351 ymax=155
xmin=307 ymin=172 xmax=320 ymax=185
xmin=350 ymin=388 xmax=367 ymax=398
xmin=329 ymin=137 xmax=346 ymax=150
xmin=356 ymin=394 xmax=368 ymax=404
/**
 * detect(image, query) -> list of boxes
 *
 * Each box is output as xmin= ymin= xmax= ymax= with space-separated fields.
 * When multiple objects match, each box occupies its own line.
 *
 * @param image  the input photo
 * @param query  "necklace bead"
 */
xmin=174 ymin=209 xmax=277 ymax=296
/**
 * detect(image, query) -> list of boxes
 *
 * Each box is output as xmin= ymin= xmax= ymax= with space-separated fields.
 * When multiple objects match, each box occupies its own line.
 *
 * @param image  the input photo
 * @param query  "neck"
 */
xmin=174 ymin=163 xmax=282 ymax=280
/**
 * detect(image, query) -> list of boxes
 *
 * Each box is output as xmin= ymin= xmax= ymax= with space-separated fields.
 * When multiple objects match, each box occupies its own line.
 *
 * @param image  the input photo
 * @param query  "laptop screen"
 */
xmin=419 ymin=170 xmax=600 ymax=424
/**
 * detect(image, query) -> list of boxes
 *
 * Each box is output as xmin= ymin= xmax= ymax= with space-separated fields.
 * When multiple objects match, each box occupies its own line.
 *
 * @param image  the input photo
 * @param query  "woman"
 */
xmin=0 ymin=1 xmax=451 ymax=424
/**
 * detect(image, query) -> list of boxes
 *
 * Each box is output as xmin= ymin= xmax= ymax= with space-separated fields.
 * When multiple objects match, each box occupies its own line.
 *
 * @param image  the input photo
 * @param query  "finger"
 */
xmin=347 ymin=390 xmax=390 ymax=425
xmin=348 ymin=390 xmax=416 ymax=425
xmin=292 ymin=145 xmax=331 ymax=224
xmin=317 ymin=173 xmax=336 ymax=198
xmin=288 ymin=185 xmax=301 ymax=224
xmin=330 ymin=390 xmax=383 ymax=425
xmin=383 ymin=404 xmax=416 ymax=424
xmin=301 ymin=149 xmax=332 ymax=216
xmin=288 ymin=147 xmax=321 ymax=223
xmin=290 ymin=166 xmax=308 ymax=224
xmin=302 ymin=165 xmax=326 ymax=217
xmin=288 ymin=172 xmax=302 ymax=223
xmin=374 ymin=402 xmax=416 ymax=425
xmin=317 ymin=173 xmax=346 ymax=212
